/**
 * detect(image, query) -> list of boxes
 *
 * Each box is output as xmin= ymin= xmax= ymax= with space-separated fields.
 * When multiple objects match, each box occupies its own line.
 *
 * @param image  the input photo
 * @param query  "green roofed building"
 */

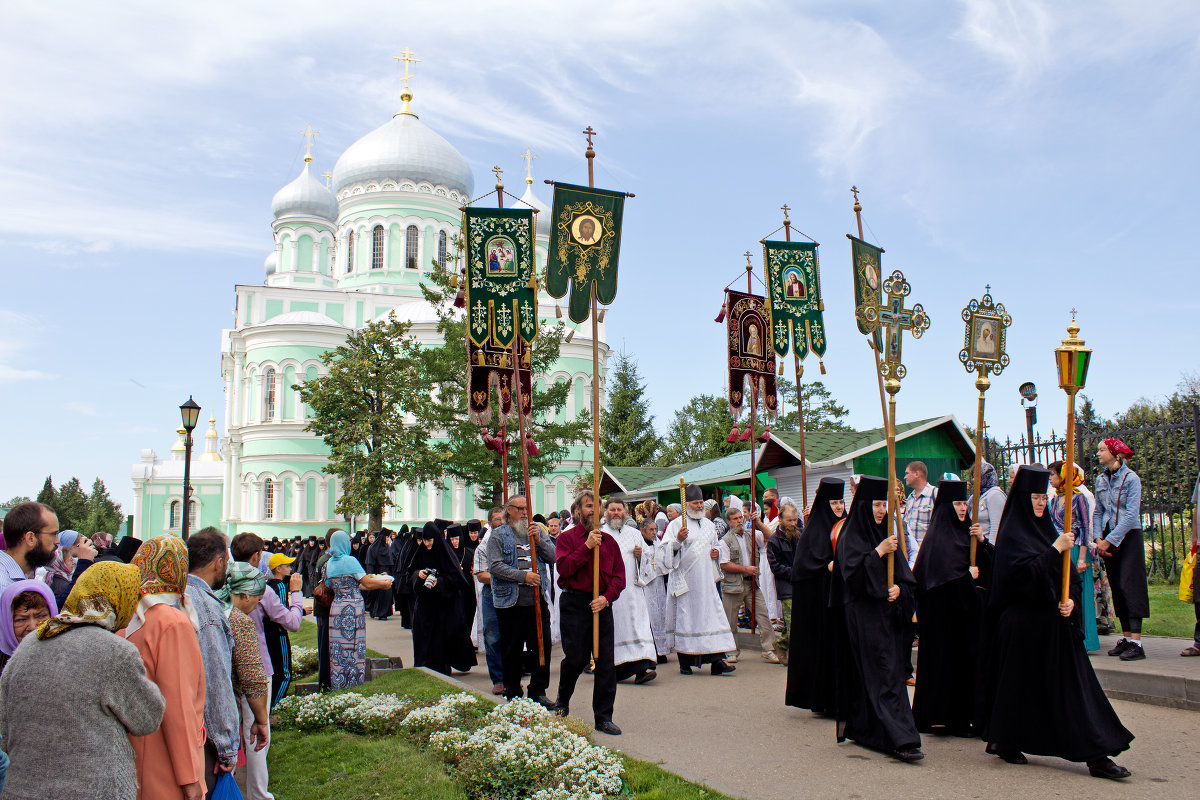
xmin=130 ymin=81 xmax=608 ymax=540
xmin=600 ymin=415 xmax=974 ymax=508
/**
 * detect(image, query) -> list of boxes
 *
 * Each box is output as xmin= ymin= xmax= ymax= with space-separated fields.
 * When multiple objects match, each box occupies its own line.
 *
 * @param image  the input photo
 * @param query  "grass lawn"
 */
xmin=1145 ymin=580 xmax=1196 ymax=638
xmin=270 ymin=667 xmax=739 ymax=800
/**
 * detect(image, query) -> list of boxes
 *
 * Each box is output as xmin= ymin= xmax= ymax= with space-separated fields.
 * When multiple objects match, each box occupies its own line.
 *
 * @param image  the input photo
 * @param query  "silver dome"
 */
xmin=332 ymin=112 xmax=474 ymax=198
xmin=515 ymin=182 xmax=552 ymax=237
xmin=271 ymin=162 xmax=338 ymax=221
xmin=264 ymin=251 xmax=278 ymax=275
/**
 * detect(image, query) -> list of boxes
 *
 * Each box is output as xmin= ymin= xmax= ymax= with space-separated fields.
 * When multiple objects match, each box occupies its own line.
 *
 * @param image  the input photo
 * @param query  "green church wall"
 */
xmin=283 ymin=367 xmax=297 ymax=417
xmin=306 ymin=478 xmax=317 ymax=519
xmin=324 ymin=305 xmax=344 ymax=325
xmin=283 ymin=477 xmax=293 ymax=519
xmin=264 ymin=299 xmax=284 ymax=320
xmin=289 ymin=302 xmax=319 ymax=313
xmin=297 ymin=235 xmax=313 ymax=272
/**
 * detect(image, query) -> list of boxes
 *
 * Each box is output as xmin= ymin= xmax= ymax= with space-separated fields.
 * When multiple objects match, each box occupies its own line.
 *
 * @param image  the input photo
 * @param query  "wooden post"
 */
xmin=971 ymin=371 xmax=990 ymax=567
xmin=853 ymin=190 xmax=892 ymax=443
xmin=745 ymin=258 xmax=760 ymax=632
xmin=511 ymin=319 xmax=545 ymax=666
xmin=886 ymin=385 xmax=901 ymax=587
xmin=585 ymin=127 xmax=602 ymax=660
xmin=782 ymin=209 xmax=809 ymax=504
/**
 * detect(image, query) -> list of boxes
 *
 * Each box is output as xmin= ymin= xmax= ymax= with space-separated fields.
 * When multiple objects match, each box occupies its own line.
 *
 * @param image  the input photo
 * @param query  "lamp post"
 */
xmin=1053 ymin=317 xmax=1091 ymax=602
xmin=179 ymin=397 xmax=201 ymax=541
xmin=1018 ymin=381 xmax=1038 ymax=463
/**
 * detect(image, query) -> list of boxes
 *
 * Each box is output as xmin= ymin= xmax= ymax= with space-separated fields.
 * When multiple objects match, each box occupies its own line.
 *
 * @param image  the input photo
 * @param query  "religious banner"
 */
xmin=848 ymin=234 xmax=884 ymax=349
xmin=468 ymin=336 xmax=533 ymax=426
xmin=463 ymin=207 xmax=538 ymax=349
xmin=725 ymin=289 xmax=778 ymax=422
xmin=545 ymin=182 xmax=625 ymax=323
xmin=763 ymin=240 xmax=827 ymax=362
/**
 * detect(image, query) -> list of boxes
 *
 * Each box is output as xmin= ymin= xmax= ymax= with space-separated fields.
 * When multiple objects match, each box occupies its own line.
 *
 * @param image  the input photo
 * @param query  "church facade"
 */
xmin=131 ymin=86 xmax=608 ymax=540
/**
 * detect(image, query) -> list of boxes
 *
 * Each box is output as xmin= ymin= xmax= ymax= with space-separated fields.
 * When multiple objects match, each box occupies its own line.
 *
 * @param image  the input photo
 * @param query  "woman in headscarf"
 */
xmin=0 ymin=580 xmax=57 ymax=675
xmin=365 ymin=530 xmax=396 ymax=620
xmin=978 ymin=466 xmax=1133 ymax=779
xmin=973 ymin=461 xmax=1007 ymax=544
xmin=216 ymin=561 xmax=273 ymax=788
xmin=910 ymin=479 xmax=990 ymax=736
xmin=785 ymin=478 xmax=845 ymax=714
xmin=1093 ymin=438 xmax=1148 ymax=660
xmin=124 ymin=536 xmax=205 ymax=800
xmin=405 ymin=522 xmax=477 ymax=676
xmin=0 ymin=563 xmax=165 ymax=800
xmin=830 ymin=475 xmax=923 ymax=762
xmin=325 ymin=530 xmax=392 ymax=688
xmin=1048 ymin=460 xmax=1099 ymax=652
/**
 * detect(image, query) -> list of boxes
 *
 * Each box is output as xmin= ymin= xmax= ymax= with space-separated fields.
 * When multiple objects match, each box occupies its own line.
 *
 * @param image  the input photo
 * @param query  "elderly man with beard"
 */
xmin=0 ymin=502 xmax=61 ymax=592
xmin=486 ymin=495 xmax=556 ymax=705
xmin=601 ymin=499 xmax=658 ymax=685
xmin=552 ymin=490 xmax=626 ymax=735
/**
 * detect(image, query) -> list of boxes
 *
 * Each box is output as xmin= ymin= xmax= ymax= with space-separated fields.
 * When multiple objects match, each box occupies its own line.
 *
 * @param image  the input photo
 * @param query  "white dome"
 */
xmin=332 ymin=111 xmax=474 ymax=198
xmin=271 ymin=161 xmax=338 ymax=221
xmin=254 ymin=310 xmax=345 ymax=328
xmin=373 ymin=298 xmax=460 ymax=326
xmin=515 ymin=182 xmax=552 ymax=237
xmin=264 ymin=251 xmax=278 ymax=275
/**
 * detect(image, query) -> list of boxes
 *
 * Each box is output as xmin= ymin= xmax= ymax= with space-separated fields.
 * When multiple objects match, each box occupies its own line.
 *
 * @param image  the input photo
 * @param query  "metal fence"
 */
xmin=985 ymin=404 xmax=1200 ymax=581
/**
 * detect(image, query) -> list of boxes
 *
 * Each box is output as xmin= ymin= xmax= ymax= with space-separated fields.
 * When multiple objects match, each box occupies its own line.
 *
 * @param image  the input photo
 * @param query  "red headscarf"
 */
xmin=1103 ymin=438 xmax=1133 ymax=459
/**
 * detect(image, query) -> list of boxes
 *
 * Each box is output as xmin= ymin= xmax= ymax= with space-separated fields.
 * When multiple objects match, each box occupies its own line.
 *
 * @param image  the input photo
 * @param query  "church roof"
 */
xmin=332 ymin=111 xmax=474 ymax=198
xmin=514 ymin=181 xmax=551 ymax=236
xmin=252 ymin=310 xmax=345 ymax=328
xmin=271 ymin=161 xmax=338 ymax=222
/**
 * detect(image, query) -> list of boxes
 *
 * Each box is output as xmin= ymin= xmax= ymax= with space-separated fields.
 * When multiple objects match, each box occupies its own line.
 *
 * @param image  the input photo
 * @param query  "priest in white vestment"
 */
xmin=602 ymin=500 xmax=658 ymax=684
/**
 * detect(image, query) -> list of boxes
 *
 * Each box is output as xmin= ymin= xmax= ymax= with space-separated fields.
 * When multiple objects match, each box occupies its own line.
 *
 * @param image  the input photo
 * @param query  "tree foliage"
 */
xmin=298 ymin=318 xmax=441 ymax=529
xmin=28 ymin=476 xmax=123 ymax=536
xmin=600 ymin=351 xmax=661 ymax=466
xmin=417 ymin=251 xmax=591 ymax=509
xmin=773 ymin=379 xmax=853 ymax=433
xmin=658 ymin=394 xmax=740 ymax=465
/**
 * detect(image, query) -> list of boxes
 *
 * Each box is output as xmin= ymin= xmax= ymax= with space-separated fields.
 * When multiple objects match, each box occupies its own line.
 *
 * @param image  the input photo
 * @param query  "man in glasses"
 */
xmin=0 ymin=502 xmax=60 ymax=593
xmin=486 ymin=494 xmax=556 ymax=705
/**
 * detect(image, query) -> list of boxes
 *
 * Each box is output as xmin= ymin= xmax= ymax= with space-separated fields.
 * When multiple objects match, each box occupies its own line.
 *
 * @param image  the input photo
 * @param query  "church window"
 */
xmin=346 ymin=230 xmax=355 ymax=273
xmin=264 ymin=479 xmax=275 ymax=520
xmin=406 ymin=225 xmax=419 ymax=269
xmin=263 ymin=368 xmax=276 ymax=421
xmin=188 ymin=500 xmax=199 ymax=528
xmin=169 ymin=500 xmax=180 ymax=528
xmin=372 ymin=225 xmax=384 ymax=269
xmin=438 ymin=230 xmax=448 ymax=268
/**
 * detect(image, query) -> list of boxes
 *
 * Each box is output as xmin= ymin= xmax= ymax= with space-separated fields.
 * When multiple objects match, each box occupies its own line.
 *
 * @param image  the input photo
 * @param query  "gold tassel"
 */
xmin=777 ymin=361 xmax=785 ymax=375
xmin=499 ymin=352 xmax=508 ymax=369
xmin=819 ymin=359 xmax=826 ymax=375
xmin=474 ymin=351 xmax=485 ymax=366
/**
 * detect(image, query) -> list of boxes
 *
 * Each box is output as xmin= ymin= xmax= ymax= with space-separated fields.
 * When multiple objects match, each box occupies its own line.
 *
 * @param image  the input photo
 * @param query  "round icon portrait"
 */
xmin=571 ymin=214 xmax=602 ymax=246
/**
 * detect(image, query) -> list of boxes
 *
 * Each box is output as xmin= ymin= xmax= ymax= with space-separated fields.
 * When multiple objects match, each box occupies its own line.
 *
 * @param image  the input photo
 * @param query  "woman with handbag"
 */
xmin=324 ymin=530 xmax=392 ymax=688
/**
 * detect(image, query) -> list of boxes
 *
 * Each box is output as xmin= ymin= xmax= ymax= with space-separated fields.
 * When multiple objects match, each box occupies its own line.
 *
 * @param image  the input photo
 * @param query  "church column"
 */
xmin=252 ymin=480 xmax=264 ymax=522
xmin=294 ymin=480 xmax=307 ymax=522
xmin=407 ymin=485 xmax=419 ymax=521
xmin=316 ymin=479 xmax=327 ymax=521
xmin=452 ymin=480 xmax=466 ymax=520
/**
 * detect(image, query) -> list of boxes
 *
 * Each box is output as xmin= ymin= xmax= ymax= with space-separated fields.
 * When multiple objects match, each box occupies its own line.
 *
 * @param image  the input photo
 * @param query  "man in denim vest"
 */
xmin=486 ymin=495 xmax=556 ymax=704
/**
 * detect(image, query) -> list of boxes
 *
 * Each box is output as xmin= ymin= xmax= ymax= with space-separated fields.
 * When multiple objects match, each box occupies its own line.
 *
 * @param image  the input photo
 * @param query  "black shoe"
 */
xmin=893 ymin=747 xmax=925 ymax=763
xmin=530 ymin=694 xmax=555 ymax=708
xmin=657 ymin=654 xmax=668 ymax=665
xmin=995 ymin=749 xmax=1027 ymax=765
xmin=679 ymin=665 xmax=693 ymax=675
xmin=1087 ymin=758 xmax=1131 ymax=780
xmin=634 ymin=669 xmax=657 ymax=685
xmin=1119 ymin=643 xmax=1146 ymax=661
xmin=550 ymin=702 xmax=568 ymax=717
xmin=1107 ymin=639 xmax=1131 ymax=656
xmin=595 ymin=720 xmax=622 ymax=735
xmin=711 ymin=660 xmax=735 ymax=675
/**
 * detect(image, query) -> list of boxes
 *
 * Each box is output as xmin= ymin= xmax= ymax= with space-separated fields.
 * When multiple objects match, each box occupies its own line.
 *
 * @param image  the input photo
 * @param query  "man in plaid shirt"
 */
xmin=899 ymin=461 xmax=935 ymax=568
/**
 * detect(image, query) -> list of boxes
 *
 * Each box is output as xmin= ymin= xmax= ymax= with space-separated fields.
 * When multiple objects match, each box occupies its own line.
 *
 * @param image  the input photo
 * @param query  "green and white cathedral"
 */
xmin=130 ymin=87 xmax=609 ymax=540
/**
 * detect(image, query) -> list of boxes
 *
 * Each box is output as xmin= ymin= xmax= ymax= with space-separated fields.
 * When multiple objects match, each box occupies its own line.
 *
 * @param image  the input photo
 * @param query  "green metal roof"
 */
xmin=768 ymin=417 xmax=943 ymax=465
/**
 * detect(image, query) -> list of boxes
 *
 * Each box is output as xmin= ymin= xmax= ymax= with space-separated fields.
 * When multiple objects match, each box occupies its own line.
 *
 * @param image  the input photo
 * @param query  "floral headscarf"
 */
xmin=215 ymin=561 xmax=267 ymax=617
xmin=126 ymin=536 xmax=198 ymax=636
xmin=36 ymin=562 xmax=140 ymax=640
xmin=1054 ymin=462 xmax=1085 ymax=496
xmin=979 ymin=461 xmax=999 ymax=492
xmin=1103 ymin=438 xmax=1133 ymax=459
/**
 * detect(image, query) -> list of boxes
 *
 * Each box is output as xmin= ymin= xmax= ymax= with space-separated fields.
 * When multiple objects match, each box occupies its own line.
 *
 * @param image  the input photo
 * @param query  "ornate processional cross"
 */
xmin=859 ymin=270 xmax=929 ymax=383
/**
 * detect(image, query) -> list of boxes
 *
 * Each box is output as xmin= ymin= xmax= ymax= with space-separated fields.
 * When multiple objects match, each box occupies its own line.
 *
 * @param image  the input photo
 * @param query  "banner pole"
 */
xmin=585 ymin=129 xmax=602 ymax=660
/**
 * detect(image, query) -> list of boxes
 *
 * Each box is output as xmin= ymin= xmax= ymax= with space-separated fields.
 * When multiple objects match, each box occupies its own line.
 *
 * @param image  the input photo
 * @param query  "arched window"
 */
xmin=264 ymin=479 xmax=275 ymax=520
xmin=169 ymin=500 xmax=180 ymax=528
xmin=346 ymin=229 xmax=355 ymax=273
xmin=371 ymin=225 xmax=384 ymax=269
xmin=188 ymin=500 xmax=199 ymax=529
xmin=263 ymin=368 xmax=276 ymax=421
xmin=405 ymin=225 xmax=419 ymax=269
xmin=438 ymin=230 xmax=448 ymax=268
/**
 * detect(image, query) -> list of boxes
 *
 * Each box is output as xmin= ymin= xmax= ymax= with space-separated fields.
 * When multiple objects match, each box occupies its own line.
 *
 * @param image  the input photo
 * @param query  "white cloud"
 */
xmin=0 ymin=365 xmax=52 ymax=381
xmin=62 ymin=401 xmax=99 ymax=417
xmin=0 ymin=310 xmax=54 ymax=381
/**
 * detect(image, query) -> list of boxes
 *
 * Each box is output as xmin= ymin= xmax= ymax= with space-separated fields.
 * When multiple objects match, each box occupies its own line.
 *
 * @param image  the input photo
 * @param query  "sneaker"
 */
xmin=761 ymin=651 xmax=781 ymax=664
xmin=1107 ymin=639 xmax=1131 ymax=657
xmin=1119 ymin=643 xmax=1146 ymax=661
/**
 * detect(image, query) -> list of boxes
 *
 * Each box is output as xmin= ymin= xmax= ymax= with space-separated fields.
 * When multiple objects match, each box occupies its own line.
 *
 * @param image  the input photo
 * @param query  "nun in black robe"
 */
xmin=831 ymin=475 xmax=923 ymax=761
xmin=785 ymin=478 xmax=846 ymax=714
xmin=388 ymin=525 xmax=409 ymax=617
xmin=978 ymin=467 xmax=1133 ymax=779
xmin=405 ymin=521 xmax=478 ymax=675
xmin=393 ymin=526 xmax=417 ymax=628
xmin=365 ymin=530 xmax=396 ymax=620
xmin=910 ymin=479 xmax=993 ymax=736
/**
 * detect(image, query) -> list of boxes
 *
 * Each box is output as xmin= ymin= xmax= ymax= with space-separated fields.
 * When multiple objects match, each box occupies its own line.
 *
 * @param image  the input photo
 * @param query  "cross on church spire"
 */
xmin=299 ymin=124 xmax=318 ymax=163
xmin=321 ymin=170 xmax=332 ymax=188
xmin=492 ymin=165 xmax=504 ymax=185
xmin=520 ymin=148 xmax=538 ymax=184
xmin=394 ymin=47 xmax=421 ymax=114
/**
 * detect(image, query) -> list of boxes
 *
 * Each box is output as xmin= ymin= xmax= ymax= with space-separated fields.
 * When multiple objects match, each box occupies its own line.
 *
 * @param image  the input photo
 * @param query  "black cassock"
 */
xmin=911 ymin=479 xmax=994 ymax=735
xmin=365 ymin=532 xmax=396 ymax=620
xmin=785 ymin=478 xmax=845 ymax=714
xmin=978 ymin=467 xmax=1133 ymax=762
xmin=831 ymin=476 xmax=920 ymax=754
xmin=406 ymin=522 xmax=477 ymax=676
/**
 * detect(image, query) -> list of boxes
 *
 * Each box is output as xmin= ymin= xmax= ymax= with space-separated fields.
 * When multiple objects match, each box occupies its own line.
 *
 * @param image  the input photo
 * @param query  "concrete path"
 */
xmin=364 ymin=618 xmax=1200 ymax=799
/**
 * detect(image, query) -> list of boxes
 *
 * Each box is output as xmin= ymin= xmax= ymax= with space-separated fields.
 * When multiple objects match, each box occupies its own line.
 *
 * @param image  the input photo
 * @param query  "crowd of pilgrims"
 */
xmin=0 ymin=441 xmax=1146 ymax=797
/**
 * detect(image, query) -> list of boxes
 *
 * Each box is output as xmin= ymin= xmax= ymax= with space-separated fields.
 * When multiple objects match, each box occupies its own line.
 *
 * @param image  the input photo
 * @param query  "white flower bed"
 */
xmin=290 ymin=645 xmax=318 ymax=675
xmin=398 ymin=692 xmax=480 ymax=729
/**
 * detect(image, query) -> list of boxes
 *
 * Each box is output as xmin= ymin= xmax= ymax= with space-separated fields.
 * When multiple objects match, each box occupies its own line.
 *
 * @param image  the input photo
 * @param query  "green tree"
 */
xmin=81 ymin=478 xmax=124 ymax=537
xmin=298 ymin=317 xmax=441 ymax=530
xmin=773 ymin=379 xmax=853 ymax=433
xmin=54 ymin=477 xmax=89 ymax=532
xmin=36 ymin=477 xmax=56 ymax=509
xmin=600 ymin=351 xmax=661 ymax=466
xmin=416 ymin=252 xmax=591 ymax=509
xmin=2 ymin=496 xmax=31 ymax=509
xmin=658 ymin=394 xmax=740 ymax=465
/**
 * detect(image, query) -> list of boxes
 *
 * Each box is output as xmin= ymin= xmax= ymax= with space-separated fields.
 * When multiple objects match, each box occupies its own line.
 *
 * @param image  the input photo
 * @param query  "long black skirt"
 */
xmin=785 ymin=572 xmax=836 ymax=714
xmin=912 ymin=576 xmax=980 ymax=735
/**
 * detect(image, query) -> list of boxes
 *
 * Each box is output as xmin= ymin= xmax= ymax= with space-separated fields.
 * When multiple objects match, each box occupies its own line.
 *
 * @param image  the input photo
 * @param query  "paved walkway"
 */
xmin=364 ymin=618 xmax=1200 ymax=800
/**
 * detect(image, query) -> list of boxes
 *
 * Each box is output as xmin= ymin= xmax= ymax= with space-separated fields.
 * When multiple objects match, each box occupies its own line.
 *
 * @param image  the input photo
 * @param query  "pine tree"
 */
xmin=54 ymin=477 xmax=89 ymax=532
xmin=773 ymin=379 xmax=853 ymax=433
xmin=658 ymin=394 xmax=740 ymax=465
xmin=36 ymin=476 xmax=56 ymax=509
xmin=600 ymin=352 xmax=661 ymax=466
xmin=81 ymin=478 xmax=124 ymax=537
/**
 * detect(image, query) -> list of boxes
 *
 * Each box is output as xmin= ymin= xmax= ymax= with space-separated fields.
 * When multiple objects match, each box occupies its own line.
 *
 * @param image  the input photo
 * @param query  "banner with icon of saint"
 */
xmin=545 ymin=182 xmax=625 ymax=323
xmin=725 ymin=289 xmax=778 ymax=423
xmin=763 ymin=240 xmax=827 ymax=361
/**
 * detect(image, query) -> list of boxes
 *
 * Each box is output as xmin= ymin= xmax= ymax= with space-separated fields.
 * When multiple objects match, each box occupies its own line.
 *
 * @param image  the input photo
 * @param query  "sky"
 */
xmin=2 ymin=0 xmax=1198 ymax=513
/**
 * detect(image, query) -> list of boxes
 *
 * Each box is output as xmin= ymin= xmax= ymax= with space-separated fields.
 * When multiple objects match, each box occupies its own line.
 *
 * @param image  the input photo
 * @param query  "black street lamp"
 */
xmin=1018 ymin=381 xmax=1037 ymax=463
xmin=179 ymin=396 xmax=201 ymax=540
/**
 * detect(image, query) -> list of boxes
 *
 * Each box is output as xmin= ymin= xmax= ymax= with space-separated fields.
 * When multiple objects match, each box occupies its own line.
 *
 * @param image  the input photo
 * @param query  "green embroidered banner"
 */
xmin=848 ymin=234 xmax=884 ymax=350
xmin=763 ymin=240 xmax=827 ymax=361
xmin=464 ymin=207 xmax=538 ymax=348
xmin=546 ymin=182 xmax=625 ymax=323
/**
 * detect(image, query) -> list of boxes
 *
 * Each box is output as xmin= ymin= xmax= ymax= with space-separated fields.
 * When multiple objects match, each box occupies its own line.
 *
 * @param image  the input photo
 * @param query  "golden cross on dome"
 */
xmin=394 ymin=48 xmax=421 ymax=94
xmin=1070 ymin=307 xmax=1077 ymax=321
xmin=850 ymin=185 xmax=861 ymax=204
xmin=492 ymin=165 xmax=504 ymax=189
xmin=582 ymin=126 xmax=597 ymax=147
xmin=744 ymin=251 xmax=753 ymax=267
xmin=321 ymin=170 xmax=332 ymax=188
xmin=520 ymin=148 xmax=538 ymax=184
xmin=299 ymin=124 xmax=319 ymax=162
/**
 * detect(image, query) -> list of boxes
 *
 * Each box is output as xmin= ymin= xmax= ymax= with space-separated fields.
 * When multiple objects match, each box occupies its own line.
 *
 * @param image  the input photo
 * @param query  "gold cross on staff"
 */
xmin=850 ymin=185 xmax=860 ymax=204
xmin=394 ymin=47 xmax=421 ymax=94
xmin=519 ymin=148 xmax=538 ymax=183
xmin=781 ymin=203 xmax=790 ymax=220
xmin=321 ymin=170 xmax=332 ymax=188
xmin=582 ymin=126 xmax=597 ymax=147
xmin=858 ymin=270 xmax=930 ymax=385
xmin=299 ymin=124 xmax=319 ymax=162
xmin=492 ymin=165 xmax=503 ymax=181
